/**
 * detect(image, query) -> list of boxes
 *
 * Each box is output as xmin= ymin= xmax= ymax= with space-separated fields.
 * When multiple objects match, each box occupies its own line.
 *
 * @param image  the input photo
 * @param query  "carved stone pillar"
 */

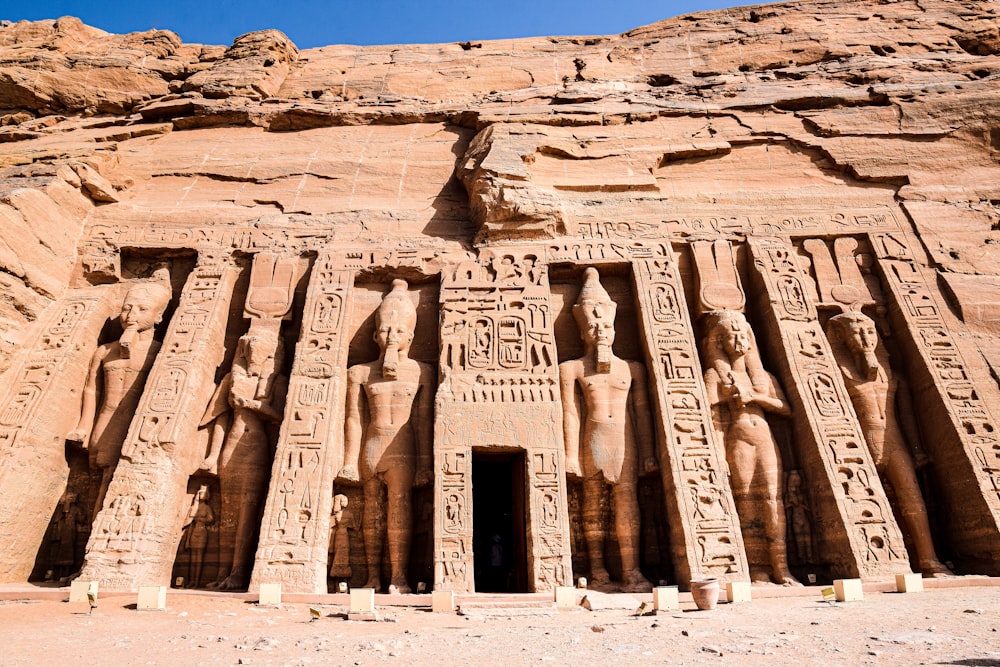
xmin=80 ymin=251 xmax=239 ymax=589
xmin=747 ymin=237 xmax=910 ymax=578
xmin=0 ymin=287 xmax=117 ymax=582
xmin=251 ymin=252 xmax=354 ymax=592
xmin=632 ymin=257 xmax=749 ymax=586
xmin=870 ymin=232 xmax=1000 ymax=573
xmin=434 ymin=250 xmax=572 ymax=592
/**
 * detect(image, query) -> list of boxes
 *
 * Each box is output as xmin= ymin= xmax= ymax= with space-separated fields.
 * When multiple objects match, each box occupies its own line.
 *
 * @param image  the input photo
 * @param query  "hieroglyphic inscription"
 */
xmin=0 ymin=289 xmax=115 ymax=582
xmin=251 ymin=254 xmax=354 ymax=593
xmin=748 ymin=238 xmax=908 ymax=577
xmin=435 ymin=248 xmax=572 ymax=592
xmin=632 ymin=257 xmax=748 ymax=583
xmin=870 ymin=232 xmax=1000 ymax=537
xmin=575 ymin=208 xmax=899 ymax=241
xmin=81 ymin=251 xmax=238 ymax=588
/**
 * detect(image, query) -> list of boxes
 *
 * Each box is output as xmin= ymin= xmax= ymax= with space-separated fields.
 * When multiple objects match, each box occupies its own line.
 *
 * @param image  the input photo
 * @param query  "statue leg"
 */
xmin=384 ymin=466 xmax=414 ymax=595
xmin=612 ymin=480 xmax=650 ymax=592
xmin=726 ymin=435 xmax=768 ymax=582
xmin=759 ymin=440 xmax=799 ymax=586
xmin=581 ymin=475 xmax=609 ymax=585
xmin=362 ymin=476 xmax=385 ymax=591
xmin=212 ymin=416 xmax=247 ymax=588
xmin=883 ymin=447 xmax=951 ymax=576
xmin=93 ymin=466 xmax=114 ymax=521
xmin=225 ymin=433 xmax=269 ymax=590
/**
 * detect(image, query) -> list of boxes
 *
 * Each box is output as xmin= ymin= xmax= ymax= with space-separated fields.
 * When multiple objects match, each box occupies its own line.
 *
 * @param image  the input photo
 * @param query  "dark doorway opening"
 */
xmin=472 ymin=449 xmax=528 ymax=593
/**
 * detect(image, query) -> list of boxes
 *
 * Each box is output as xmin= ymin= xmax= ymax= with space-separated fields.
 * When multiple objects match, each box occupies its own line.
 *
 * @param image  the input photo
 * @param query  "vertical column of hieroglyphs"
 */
xmin=870 ymin=232 xmax=1000 ymax=569
xmin=632 ymin=255 xmax=749 ymax=585
xmin=0 ymin=287 xmax=116 ymax=582
xmin=81 ymin=250 xmax=239 ymax=589
xmin=435 ymin=250 xmax=572 ymax=592
xmin=251 ymin=252 xmax=354 ymax=592
xmin=747 ymin=237 xmax=909 ymax=578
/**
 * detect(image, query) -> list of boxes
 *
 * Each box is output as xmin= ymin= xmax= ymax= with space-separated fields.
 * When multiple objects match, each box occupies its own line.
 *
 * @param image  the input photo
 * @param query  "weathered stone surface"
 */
xmin=1 ymin=0 xmax=1000 ymax=593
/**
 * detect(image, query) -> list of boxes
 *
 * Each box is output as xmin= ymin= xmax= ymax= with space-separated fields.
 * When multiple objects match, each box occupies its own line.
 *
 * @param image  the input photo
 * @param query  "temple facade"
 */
xmin=1 ymin=0 xmax=1000 ymax=593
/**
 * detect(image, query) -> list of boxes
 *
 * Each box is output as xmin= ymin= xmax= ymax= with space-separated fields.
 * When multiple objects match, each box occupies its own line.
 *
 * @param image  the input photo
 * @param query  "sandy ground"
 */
xmin=0 ymin=584 xmax=998 ymax=666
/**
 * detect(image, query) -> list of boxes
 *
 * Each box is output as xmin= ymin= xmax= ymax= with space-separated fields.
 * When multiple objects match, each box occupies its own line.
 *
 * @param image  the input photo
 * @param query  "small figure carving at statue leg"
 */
xmin=181 ymin=485 xmax=214 ymax=589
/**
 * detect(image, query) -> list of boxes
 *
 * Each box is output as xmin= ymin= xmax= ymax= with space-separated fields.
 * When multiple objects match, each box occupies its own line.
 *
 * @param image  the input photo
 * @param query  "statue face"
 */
xmin=120 ymin=288 xmax=162 ymax=332
xmin=843 ymin=318 xmax=878 ymax=354
xmin=374 ymin=310 xmax=415 ymax=354
xmin=722 ymin=321 xmax=751 ymax=358
xmin=578 ymin=296 xmax=616 ymax=348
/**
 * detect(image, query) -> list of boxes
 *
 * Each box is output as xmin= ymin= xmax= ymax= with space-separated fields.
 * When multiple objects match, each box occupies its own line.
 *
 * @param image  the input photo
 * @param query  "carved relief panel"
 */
xmin=747 ymin=237 xmax=909 ymax=578
xmin=435 ymin=248 xmax=572 ymax=593
xmin=80 ymin=250 xmax=240 ymax=590
xmin=252 ymin=254 xmax=354 ymax=593
xmin=869 ymin=232 xmax=1000 ymax=573
xmin=0 ymin=287 xmax=117 ymax=582
xmin=633 ymin=256 xmax=749 ymax=585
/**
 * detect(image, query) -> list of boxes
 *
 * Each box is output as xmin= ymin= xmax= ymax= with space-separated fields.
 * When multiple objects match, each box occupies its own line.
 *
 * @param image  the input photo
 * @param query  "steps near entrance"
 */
xmin=456 ymin=593 xmax=558 ymax=618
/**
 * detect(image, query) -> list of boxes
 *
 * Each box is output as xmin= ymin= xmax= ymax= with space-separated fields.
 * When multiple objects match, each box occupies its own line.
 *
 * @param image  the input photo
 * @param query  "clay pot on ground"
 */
xmin=690 ymin=578 xmax=720 ymax=610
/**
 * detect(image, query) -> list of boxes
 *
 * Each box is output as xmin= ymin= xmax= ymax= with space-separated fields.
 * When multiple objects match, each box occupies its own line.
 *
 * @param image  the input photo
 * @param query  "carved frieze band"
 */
xmin=869 ymin=232 xmax=1000 ymax=520
xmin=632 ymin=257 xmax=748 ymax=582
xmin=252 ymin=255 xmax=355 ymax=592
xmin=748 ymin=237 xmax=909 ymax=576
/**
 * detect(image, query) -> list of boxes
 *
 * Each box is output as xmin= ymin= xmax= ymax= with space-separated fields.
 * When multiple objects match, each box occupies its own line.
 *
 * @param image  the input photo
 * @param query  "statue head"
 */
xmin=333 ymin=493 xmax=348 ymax=521
xmin=827 ymin=311 xmax=881 ymax=380
xmin=120 ymin=281 xmax=171 ymax=333
xmin=119 ymin=274 xmax=171 ymax=357
xmin=196 ymin=485 xmax=210 ymax=501
xmin=704 ymin=310 xmax=753 ymax=360
xmin=237 ymin=319 xmax=285 ymax=374
xmin=375 ymin=279 xmax=417 ymax=378
xmin=573 ymin=268 xmax=617 ymax=372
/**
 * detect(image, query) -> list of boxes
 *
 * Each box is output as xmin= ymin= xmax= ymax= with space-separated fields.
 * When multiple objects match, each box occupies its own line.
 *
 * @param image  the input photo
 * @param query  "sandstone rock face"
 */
xmin=1 ymin=0 xmax=999 ymax=592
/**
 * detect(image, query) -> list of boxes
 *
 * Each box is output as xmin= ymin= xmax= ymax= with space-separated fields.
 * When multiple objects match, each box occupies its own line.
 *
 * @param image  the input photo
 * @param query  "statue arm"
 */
xmin=339 ymin=367 xmax=364 ymax=482
xmin=68 ymin=346 xmax=106 ymax=446
xmin=199 ymin=373 xmax=232 ymax=473
xmin=755 ymin=371 xmax=792 ymax=417
xmin=560 ymin=363 xmax=582 ymax=477
xmin=629 ymin=361 xmax=658 ymax=474
xmin=414 ymin=362 xmax=436 ymax=486
xmin=258 ymin=373 xmax=288 ymax=422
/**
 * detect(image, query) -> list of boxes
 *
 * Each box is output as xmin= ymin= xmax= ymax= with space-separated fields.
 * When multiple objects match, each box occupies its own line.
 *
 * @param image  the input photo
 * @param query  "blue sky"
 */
xmin=3 ymin=0 xmax=746 ymax=48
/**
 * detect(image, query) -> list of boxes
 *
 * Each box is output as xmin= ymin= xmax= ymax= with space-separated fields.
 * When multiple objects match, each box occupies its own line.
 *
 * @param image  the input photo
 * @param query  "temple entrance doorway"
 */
xmin=472 ymin=449 xmax=528 ymax=593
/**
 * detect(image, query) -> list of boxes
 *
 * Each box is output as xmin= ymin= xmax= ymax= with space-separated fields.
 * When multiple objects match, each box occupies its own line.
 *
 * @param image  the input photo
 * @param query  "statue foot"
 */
xmin=589 ymin=568 xmax=611 ymax=587
xmin=750 ymin=568 xmax=772 ymax=584
xmin=621 ymin=570 xmax=652 ymax=593
xmin=364 ymin=577 xmax=381 ymax=592
xmin=388 ymin=582 xmax=412 ymax=595
xmin=777 ymin=572 xmax=803 ymax=587
xmin=217 ymin=572 xmax=248 ymax=591
xmin=919 ymin=559 xmax=953 ymax=578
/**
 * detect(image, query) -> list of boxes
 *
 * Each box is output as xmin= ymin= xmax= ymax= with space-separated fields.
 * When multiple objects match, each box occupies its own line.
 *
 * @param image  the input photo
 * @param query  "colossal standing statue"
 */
xmin=201 ymin=321 xmax=287 ymax=590
xmin=703 ymin=310 xmax=800 ymax=585
xmin=68 ymin=269 xmax=172 ymax=520
xmin=826 ymin=312 xmax=951 ymax=576
xmin=559 ymin=268 xmax=657 ymax=592
xmin=338 ymin=279 xmax=435 ymax=594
